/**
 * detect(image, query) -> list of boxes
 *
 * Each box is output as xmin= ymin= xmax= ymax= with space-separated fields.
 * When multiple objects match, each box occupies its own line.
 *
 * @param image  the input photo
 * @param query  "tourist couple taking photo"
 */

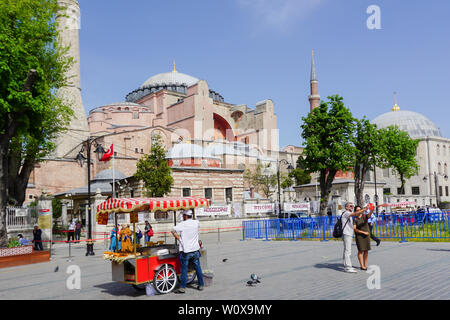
xmin=341 ymin=202 xmax=381 ymax=273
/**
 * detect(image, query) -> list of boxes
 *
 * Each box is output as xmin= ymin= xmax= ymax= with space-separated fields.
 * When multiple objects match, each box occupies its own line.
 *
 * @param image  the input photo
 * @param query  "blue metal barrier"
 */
xmin=242 ymin=211 xmax=450 ymax=241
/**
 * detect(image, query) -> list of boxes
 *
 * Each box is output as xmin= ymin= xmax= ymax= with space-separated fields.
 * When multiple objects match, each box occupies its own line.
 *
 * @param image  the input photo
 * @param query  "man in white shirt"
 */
xmin=171 ymin=210 xmax=204 ymax=293
xmin=340 ymin=202 xmax=361 ymax=273
xmin=67 ymin=220 xmax=76 ymax=242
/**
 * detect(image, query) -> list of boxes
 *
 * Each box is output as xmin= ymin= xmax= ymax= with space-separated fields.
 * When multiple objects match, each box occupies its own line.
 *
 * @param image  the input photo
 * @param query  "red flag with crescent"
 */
xmin=100 ymin=144 xmax=113 ymax=162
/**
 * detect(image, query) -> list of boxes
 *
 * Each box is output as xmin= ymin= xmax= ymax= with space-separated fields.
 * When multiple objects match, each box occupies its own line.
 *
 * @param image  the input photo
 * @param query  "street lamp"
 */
xmin=75 ymin=137 xmax=105 ymax=256
xmin=276 ymin=159 xmax=294 ymax=216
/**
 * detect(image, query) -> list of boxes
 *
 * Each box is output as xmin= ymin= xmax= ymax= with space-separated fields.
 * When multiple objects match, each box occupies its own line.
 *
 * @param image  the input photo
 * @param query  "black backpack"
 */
xmin=333 ymin=212 xmax=350 ymax=238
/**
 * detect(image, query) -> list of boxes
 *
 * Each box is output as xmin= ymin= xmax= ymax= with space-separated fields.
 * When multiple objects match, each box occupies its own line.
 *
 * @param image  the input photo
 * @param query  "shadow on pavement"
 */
xmin=94 ymin=282 xmax=145 ymax=297
xmin=314 ymin=263 xmax=344 ymax=272
xmin=426 ymin=249 xmax=450 ymax=252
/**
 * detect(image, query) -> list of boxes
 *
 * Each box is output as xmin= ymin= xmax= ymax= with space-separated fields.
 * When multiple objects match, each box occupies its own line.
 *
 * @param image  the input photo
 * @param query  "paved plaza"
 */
xmin=0 ymin=231 xmax=449 ymax=300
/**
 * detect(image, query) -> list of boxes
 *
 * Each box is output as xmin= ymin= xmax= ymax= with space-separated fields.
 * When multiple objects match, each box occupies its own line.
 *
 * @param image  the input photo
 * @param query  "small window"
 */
xmin=225 ymin=188 xmax=233 ymax=202
xmin=135 ymin=148 xmax=138 ymax=153
xmin=446 ymin=186 xmax=449 ymax=197
xmin=383 ymin=188 xmax=391 ymax=195
xmin=439 ymin=186 xmax=443 ymax=197
xmin=204 ymin=188 xmax=212 ymax=200
xmin=412 ymin=187 xmax=420 ymax=195
xmin=141 ymin=149 xmax=144 ymax=154
xmin=182 ymin=188 xmax=191 ymax=197
xmin=133 ymin=112 xmax=139 ymax=119
xmin=397 ymin=187 xmax=405 ymax=195
xmin=28 ymin=194 xmax=34 ymax=200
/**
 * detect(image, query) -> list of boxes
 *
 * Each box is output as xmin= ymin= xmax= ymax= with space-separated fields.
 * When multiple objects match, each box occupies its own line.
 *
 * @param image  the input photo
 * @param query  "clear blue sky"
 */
xmin=78 ymin=0 xmax=450 ymax=148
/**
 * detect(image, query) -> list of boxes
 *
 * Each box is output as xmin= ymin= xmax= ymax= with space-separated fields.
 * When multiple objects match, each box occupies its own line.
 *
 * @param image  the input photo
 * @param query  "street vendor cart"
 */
xmin=96 ymin=197 xmax=210 ymax=294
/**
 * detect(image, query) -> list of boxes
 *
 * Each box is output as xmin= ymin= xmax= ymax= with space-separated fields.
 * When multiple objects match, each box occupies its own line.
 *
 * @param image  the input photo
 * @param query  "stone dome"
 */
xmin=140 ymin=71 xmax=199 ymax=89
xmin=372 ymin=110 xmax=442 ymax=139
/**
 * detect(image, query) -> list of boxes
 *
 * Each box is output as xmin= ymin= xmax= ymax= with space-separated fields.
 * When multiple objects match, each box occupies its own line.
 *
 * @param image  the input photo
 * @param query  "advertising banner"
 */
xmin=283 ymin=202 xmax=310 ymax=212
xmin=244 ymin=203 xmax=274 ymax=215
xmin=196 ymin=205 xmax=231 ymax=216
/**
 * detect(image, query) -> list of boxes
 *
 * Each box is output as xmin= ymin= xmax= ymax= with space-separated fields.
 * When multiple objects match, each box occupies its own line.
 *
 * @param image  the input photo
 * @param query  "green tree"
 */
xmin=378 ymin=126 xmax=419 ymax=193
xmin=134 ymin=135 xmax=174 ymax=197
xmin=352 ymin=118 xmax=383 ymax=206
xmin=300 ymin=95 xmax=356 ymax=216
xmin=0 ymin=0 xmax=73 ymax=246
xmin=289 ymin=166 xmax=312 ymax=186
xmin=244 ymin=163 xmax=277 ymax=199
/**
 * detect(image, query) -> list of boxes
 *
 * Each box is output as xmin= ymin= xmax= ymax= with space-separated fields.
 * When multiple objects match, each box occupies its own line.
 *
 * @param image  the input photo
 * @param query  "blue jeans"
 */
xmin=179 ymin=251 xmax=204 ymax=289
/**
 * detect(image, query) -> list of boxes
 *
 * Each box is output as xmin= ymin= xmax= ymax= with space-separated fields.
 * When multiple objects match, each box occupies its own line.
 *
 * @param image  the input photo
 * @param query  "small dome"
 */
xmin=372 ymin=110 xmax=442 ymax=139
xmin=166 ymin=143 xmax=219 ymax=160
xmin=140 ymin=71 xmax=199 ymax=89
xmin=93 ymin=169 xmax=126 ymax=181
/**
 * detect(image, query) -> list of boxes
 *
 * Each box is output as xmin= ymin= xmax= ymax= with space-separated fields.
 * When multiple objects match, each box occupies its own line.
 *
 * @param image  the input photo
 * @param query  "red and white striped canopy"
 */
xmin=96 ymin=197 xmax=211 ymax=225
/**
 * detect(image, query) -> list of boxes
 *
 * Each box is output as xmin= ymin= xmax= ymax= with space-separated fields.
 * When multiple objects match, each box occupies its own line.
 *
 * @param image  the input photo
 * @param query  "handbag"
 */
xmin=147 ymin=229 xmax=154 ymax=237
xmin=333 ymin=212 xmax=350 ymax=238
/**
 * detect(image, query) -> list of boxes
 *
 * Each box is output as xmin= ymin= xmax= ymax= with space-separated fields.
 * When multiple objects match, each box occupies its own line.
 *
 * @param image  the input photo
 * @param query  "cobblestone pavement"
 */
xmin=0 ymin=231 xmax=449 ymax=300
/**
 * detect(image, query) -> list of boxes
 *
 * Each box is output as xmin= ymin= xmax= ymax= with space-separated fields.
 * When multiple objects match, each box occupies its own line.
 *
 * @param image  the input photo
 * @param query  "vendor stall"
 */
xmin=97 ymin=196 xmax=210 ymax=294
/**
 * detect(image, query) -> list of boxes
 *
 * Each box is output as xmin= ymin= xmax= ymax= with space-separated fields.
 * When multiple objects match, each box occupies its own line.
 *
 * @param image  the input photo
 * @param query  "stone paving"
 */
xmin=0 ymin=231 xmax=449 ymax=300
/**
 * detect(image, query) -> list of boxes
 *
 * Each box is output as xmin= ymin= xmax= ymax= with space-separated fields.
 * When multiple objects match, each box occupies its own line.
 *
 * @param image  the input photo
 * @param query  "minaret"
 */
xmin=54 ymin=0 xmax=90 ymax=158
xmin=308 ymin=50 xmax=321 ymax=112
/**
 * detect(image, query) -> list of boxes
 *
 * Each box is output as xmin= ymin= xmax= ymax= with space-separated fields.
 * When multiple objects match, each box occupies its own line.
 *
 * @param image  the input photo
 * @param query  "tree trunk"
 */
xmin=319 ymin=169 xmax=337 ymax=216
xmin=354 ymin=163 xmax=367 ymax=206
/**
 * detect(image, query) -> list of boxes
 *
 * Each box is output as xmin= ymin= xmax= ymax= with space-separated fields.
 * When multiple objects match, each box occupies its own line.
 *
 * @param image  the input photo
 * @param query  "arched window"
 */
xmin=437 ymin=144 xmax=440 ymax=156
xmin=443 ymin=145 xmax=447 ymax=156
xmin=438 ymin=162 xmax=442 ymax=174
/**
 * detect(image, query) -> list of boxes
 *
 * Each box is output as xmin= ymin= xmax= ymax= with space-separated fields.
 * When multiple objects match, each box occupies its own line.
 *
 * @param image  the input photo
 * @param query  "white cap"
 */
xmin=182 ymin=210 xmax=193 ymax=216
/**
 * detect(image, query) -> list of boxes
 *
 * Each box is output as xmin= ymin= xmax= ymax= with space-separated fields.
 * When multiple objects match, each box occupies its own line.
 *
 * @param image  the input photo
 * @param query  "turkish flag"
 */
xmin=100 ymin=144 xmax=113 ymax=162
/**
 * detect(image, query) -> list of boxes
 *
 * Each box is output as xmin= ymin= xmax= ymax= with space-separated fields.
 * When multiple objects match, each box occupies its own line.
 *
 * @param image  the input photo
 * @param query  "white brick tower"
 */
xmin=54 ymin=0 xmax=90 ymax=158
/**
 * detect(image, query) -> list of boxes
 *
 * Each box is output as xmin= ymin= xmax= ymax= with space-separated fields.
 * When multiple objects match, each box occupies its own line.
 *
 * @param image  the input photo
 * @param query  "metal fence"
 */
xmin=6 ymin=206 xmax=36 ymax=231
xmin=242 ymin=210 xmax=450 ymax=242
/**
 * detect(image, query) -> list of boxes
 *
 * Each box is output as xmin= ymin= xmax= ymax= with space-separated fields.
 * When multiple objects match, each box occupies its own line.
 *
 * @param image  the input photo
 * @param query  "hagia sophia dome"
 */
xmin=371 ymin=98 xmax=442 ymax=139
xmin=126 ymin=63 xmax=224 ymax=103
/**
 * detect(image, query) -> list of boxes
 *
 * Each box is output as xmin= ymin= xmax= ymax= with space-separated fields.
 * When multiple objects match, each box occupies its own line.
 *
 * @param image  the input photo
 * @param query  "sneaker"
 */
xmin=197 ymin=285 xmax=204 ymax=291
xmin=174 ymin=288 xmax=186 ymax=294
xmin=344 ymin=268 xmax=357 ymax=273
xmin=376 ymin=240 xmax=381 ymax=246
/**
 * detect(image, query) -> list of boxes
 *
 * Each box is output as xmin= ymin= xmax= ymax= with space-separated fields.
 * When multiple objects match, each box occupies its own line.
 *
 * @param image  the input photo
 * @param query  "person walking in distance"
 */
xmin=75 ymin=220 xmax=82 ymax=242
xmin=32 ymin=225 xmax=43 ymax=251
xmin=341 ymin=203 xmax=368 ymax=273
xmin=171 ymin=210 xmax=204 ymax=293
xmin=67 ymin=220 xmax=76 ymax=242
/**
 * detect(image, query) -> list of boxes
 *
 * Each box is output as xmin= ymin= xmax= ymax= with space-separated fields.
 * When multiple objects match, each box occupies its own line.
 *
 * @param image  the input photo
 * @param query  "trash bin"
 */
xmin=202 ymin=270 xmax=214 ymax=287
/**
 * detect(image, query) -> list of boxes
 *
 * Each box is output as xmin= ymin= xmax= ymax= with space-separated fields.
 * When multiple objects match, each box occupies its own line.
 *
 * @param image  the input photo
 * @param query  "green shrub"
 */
xmin=8 ymin=237 xmax=20 ymax=248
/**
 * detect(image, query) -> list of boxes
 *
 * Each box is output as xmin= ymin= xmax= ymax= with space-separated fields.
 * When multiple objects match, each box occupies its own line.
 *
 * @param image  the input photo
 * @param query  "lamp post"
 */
xmin=373 ymin=164 xmax=379 ymax=214
xmin=276 ymin=160 xmax=294 ymax=216
xmin=76 ymin=137 xmax=105 ymax=256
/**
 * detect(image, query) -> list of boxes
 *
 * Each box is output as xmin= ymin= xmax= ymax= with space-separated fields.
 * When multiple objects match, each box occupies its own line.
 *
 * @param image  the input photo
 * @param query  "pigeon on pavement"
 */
xmin=54 ymin=266 xmax=59 ymax=272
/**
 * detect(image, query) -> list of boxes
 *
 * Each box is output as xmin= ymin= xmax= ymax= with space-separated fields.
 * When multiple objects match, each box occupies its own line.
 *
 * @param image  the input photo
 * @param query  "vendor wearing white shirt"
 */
xmin=171 ymin=210 xmax=205 ymax=293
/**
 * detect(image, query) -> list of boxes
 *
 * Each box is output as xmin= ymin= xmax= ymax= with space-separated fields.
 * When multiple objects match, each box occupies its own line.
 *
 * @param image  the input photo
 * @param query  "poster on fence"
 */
xmin=244 ymin=203 xmax=274 ymax=215
xmin=283 ymin=203 xmax=310 ymax=212
xmin=196 ymin=205 xmax=231 ymax=216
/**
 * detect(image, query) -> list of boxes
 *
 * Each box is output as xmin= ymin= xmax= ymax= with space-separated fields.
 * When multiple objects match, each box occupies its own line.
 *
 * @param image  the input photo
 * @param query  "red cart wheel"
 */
xmin=153 ymin=264 xmax=178 ymax=294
